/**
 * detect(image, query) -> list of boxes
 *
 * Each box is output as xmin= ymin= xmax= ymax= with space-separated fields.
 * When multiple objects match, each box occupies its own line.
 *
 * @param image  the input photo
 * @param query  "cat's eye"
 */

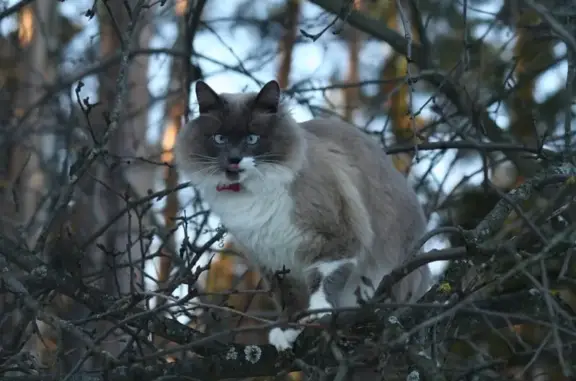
xmin=245 ymin=134 xmax=260 ymax=145
xmin=212 ymin=134 xmax=226 ymax=144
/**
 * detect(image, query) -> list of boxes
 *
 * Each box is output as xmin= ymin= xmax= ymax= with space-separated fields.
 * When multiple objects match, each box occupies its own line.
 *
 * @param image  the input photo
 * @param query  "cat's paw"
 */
xmin=268 ymin=327 xmax=302 ymax=352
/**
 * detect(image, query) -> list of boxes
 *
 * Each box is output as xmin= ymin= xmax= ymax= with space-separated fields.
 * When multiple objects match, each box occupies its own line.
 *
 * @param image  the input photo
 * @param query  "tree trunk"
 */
xmin=12 ymin=0 xmax=59 ymax=242
xmin=95 ymin=0 xmax=152 ymax=359
xmin=277 ymin=0 xmax=300 ymax=89
xmin=343 ymin=0 xmax=362 ymax=122
xmin=382 ymin=0 xmax=425 ymax=175
xmin=153 ymin=0 xmax=200 ymax=351
xmin=510 ymin=7 xmax=542 ymax=150
xmin=156 ymin=0 xmax=191 ymax=309
xmin=2 ymin=0 xmax=59 ymax=370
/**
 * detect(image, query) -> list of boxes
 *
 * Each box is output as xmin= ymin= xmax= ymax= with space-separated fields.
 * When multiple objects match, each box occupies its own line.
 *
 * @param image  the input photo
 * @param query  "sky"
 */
xmin=0 ymin=0 xmax=570 ymax=304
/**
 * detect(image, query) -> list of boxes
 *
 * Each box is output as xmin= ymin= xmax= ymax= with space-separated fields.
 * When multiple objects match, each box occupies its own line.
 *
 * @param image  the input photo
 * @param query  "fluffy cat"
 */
xmin=175 ymin=80 xmax=432 ymax=352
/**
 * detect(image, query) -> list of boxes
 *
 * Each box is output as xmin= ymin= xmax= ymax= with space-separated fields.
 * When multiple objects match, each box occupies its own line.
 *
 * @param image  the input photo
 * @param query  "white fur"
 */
xmin=238 ymin=156 xmax=255 ymax=170
xmin=310 ymin=259 xmax=357 ymax=277
xmin=307 ymin=292 xmax=332 ymax=317
xmin=268 ymin=259 xmax=360 ymax=351
xmin=194 ymin=164 xmax=307 ymax=274
xmin=191 ymin=163 xmax=314 ymax=352
xmin=196 ymin=164 xmax=310 ymax=353
xmin=268 ymin=327 xmax=302 ymax=352
xmin=305 ymin=259 xmax=357 ymax=319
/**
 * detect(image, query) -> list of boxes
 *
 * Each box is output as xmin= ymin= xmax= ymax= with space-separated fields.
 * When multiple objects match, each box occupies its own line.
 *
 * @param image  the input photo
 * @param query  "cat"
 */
xmin=175 ymin=80 xmax=432 ymax=352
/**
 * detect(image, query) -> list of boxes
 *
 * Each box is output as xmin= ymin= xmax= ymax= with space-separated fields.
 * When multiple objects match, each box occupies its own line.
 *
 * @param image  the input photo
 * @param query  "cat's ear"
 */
xmin=196 ymin=81 xmax=222 ymax=113
xmin=253 ymin=80 xmax=280 ymax=113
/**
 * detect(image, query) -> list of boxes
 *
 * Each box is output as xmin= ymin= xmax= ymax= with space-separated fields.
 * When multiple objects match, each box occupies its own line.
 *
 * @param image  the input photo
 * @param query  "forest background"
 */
xmin=0 ymin=0 xmax=575 ymax=380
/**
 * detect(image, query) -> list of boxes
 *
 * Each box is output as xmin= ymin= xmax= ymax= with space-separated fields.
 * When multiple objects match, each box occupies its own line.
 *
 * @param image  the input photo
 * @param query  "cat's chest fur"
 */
xmin=201 ymin=187 xmax=306 ymax=273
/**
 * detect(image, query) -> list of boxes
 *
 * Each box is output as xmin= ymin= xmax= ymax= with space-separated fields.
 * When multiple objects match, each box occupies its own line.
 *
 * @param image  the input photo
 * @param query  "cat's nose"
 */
xmin=228 ymin=156 xmax=241 ymax=165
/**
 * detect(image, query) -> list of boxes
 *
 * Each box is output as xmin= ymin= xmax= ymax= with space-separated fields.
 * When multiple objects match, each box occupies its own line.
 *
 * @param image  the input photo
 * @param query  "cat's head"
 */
xmin=175 ymin=80 xmax=305 ymax=193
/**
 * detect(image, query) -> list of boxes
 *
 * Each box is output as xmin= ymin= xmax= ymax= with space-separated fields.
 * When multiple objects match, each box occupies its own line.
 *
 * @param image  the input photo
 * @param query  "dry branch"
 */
xmin=2 ymin=163 xmax=575 ymax=380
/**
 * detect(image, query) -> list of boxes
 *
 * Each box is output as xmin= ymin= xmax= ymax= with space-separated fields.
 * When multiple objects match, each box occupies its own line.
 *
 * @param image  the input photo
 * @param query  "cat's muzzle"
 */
xmin=225 ymin=163 xmax=245 ymax=173
xmin=224 ymin=163 xmax=244 ymax=180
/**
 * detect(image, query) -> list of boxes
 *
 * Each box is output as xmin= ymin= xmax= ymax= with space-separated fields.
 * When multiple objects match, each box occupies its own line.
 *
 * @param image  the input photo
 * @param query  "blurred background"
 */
xmin=0 ymin=0 xmax=575 ymax=380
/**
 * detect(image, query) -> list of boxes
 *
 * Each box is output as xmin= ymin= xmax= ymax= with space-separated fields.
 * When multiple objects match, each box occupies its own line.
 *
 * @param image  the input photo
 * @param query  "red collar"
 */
xmin=216 ymin=183 xmax=241 ymax=192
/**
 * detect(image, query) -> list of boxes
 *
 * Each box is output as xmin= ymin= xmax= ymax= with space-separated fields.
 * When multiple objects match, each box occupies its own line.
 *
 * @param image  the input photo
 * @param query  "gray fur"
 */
xmin=323 ymin=262 xmax=355 ymax=306
xmin=175 ymin=80 xmax=432 ymax=352
xmin=290 ymin=117 xmax=430 ymax=304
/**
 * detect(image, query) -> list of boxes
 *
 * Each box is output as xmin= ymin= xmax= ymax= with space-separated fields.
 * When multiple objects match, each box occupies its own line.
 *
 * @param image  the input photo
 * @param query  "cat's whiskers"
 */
xmin=188 ymin=153 xmax=219 ymax=162
xmin=190 ymin=160 xmax=219 ymax=166
xmin=254 ymin=153 xmax=282 ymax=161
xmin=189 ymin=172 xmax=220 ymax=189
xmin=184 ymin=164 xmax=220 ymax=181
xmin=251 ymin=164 xmax=266 ymax=180
xmin=254 ymin=156 xmax=284 ymax=167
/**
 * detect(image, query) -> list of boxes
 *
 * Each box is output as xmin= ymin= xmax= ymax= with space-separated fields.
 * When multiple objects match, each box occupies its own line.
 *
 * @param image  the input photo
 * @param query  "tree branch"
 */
xmin=3 ymin=162 xmax=574 ymax=379
xmin=307 ymin=0 xmax=544 ymax=177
